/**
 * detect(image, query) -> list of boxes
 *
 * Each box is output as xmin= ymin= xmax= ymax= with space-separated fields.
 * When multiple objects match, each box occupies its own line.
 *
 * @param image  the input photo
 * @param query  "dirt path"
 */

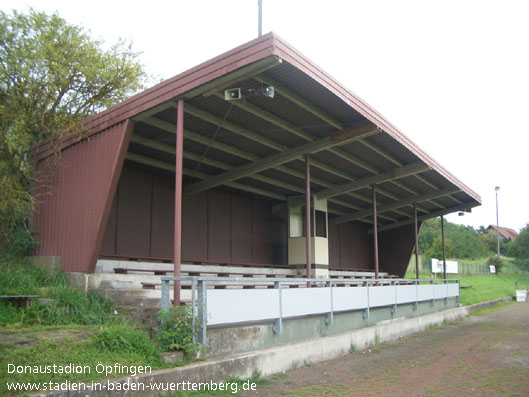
xmin=247 ymin=302 xmax=529 ymax=396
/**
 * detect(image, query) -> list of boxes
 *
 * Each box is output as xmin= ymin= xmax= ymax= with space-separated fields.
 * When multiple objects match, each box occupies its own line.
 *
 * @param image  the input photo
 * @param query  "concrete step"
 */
xmin=114 ymin=305 xmax=161 ymax=328
xmin=95 ymin=287 xmax=192 ymax=307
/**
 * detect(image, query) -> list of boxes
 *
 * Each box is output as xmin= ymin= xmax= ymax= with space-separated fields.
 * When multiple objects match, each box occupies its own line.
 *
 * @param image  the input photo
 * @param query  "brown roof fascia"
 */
xmin=268 ymin=34 xmax=481 ymax=205
xmin=34 ymin=32 xmax=481 ymax=206
xmin=35 ymin=33 xmax=280 ymax=161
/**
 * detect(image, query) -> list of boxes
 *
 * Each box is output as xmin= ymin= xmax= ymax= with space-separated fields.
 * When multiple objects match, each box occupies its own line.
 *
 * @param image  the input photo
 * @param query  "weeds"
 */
xmin=0 ymin=260 xmax=113 ymax=326
xmin=157 ymin=305 xmax=204 ymax=356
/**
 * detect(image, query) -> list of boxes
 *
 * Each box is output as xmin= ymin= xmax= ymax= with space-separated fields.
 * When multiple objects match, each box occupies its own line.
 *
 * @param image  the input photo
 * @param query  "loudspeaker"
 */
xmin=260 ymin=83 xmax=274 ymax=99
xmin=224 ymin=88 xmax=242 ymax=101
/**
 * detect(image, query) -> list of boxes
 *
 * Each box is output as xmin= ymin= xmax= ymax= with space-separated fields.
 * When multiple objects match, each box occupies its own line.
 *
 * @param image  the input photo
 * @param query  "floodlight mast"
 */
xmin=258 ymin=0 xmax=263 ymax=37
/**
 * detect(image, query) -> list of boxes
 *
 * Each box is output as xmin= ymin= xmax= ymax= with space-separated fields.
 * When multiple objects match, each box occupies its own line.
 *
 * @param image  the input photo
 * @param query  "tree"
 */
xmin=508 ymin=224 xmax=529 ymax=265
xmin=419 ymin=218 xmax=488 ymax=259
xmin=426 ymin=236 xmax=455 ymax=260
xmin=0 ymin=9 xmax=147 ymax=256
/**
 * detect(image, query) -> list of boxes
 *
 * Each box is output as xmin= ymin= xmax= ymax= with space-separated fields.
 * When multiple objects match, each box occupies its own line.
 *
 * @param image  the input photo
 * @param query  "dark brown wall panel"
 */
xmin=230 ymin=195 xmax=252 ymax=263
xmin=182 ymin=191 xmax=208 ymax=261
xmin=116 ymin=166 xmax=152 ymax=257
xmin=99 ymin=162 xmax=286 ymax=265
xmin=252 ymin=200 xmax=271 ymax=264
xmin=151 ymin=174 xmax=175 ymax=258
xmin=328 ymin=224 xmax=340 ymax=266
xmin=378 ymin=223 xmax=418 ymax=277
xmin=270 ymin=208 xmax=288 ymax=265
xmin=33 ymin=121 xmax=131 ymax=272
xmin=328 ymin=221 xmax=371 ymax=270
xmin=349 ymin=223 xmax=371 ymax=270
xmin=338 ymin=223 xmax=350 ymax=267
xmin=207 ymin=190 xmax=231 ymax=262
xmin=100 ymin=193 xmax=118 ymax=254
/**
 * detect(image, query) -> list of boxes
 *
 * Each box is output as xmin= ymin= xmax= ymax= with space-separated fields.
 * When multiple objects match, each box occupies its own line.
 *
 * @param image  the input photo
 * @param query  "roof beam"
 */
xmin=253 ymin=75 xmax=449 ymax=210
xmin=330 ymin=187 xmax=460 ymax=226
xmin=184 ymin=103 xmax=287 ymax=152
xmin=170 ymin=103 xmax=409 ymax=214
xmin=139 ymin=117 xmax=396 ymax=222
xmin=206 ymin=97 xmax=414 ymax=218
xmin=184 ymin=124 xmax=379 ymax=196
xmin=125 ymin=153 xmax=286 ymax=201
xmin=317 ymin=163 xmax=430 ymax=200
xmin=369 ymin=202 xmax=480 ymax=233
xmin=213 ymin=91 xmax=426 ymax=216
xmin=130 ymin=134 xmax=311 ymax=196
xmin=125 ymin=151 xmax=354 ymax=217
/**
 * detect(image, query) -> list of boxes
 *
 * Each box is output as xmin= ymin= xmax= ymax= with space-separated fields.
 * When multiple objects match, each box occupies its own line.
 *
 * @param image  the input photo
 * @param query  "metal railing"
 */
xmin=160 ymin=276 xmax=460 ymax=345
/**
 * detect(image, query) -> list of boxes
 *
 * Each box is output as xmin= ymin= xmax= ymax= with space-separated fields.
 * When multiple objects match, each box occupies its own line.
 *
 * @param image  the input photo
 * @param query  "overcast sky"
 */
xmin=3 ymin=0 xmax=528 ymax=232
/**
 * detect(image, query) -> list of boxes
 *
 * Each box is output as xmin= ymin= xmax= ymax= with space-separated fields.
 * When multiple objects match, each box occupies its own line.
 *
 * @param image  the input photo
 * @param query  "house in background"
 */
xmin=487 ymin=225 xmax=518 ymax=242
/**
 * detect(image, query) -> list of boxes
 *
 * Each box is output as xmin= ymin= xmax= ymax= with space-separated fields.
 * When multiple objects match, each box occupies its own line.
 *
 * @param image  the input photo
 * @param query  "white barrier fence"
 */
xmin=161 ymin=278 xmax=460 ymax=345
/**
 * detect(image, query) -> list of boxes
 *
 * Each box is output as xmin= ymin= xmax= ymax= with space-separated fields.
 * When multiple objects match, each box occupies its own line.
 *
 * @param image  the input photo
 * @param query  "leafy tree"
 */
xmin=508 ymin=224 xmax=529 ymax=271
xmin=0 ymin=9 xmax=147 ymax=256
xmin=418 ymin=218 xmax=489 ymax=259
xmin=426 ymin=236 xmax=455 ymax=259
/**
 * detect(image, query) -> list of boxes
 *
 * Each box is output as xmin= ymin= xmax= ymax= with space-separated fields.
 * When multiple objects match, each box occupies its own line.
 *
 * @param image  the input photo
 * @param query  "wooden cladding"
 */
xmin=101 ymin=163 xmax=286 ymax=264
xmin=328 ymin=222 xmax=372 ymax=270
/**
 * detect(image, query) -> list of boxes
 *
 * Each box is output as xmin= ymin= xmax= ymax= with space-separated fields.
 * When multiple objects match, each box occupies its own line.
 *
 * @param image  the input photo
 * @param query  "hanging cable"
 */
xmin=188 ymin=102 xmax=234 ymax=184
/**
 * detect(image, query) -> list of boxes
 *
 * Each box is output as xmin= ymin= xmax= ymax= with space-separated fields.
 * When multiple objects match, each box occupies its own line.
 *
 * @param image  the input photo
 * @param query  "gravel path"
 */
xmin=247 ymin=302 xmax=529 ymax=396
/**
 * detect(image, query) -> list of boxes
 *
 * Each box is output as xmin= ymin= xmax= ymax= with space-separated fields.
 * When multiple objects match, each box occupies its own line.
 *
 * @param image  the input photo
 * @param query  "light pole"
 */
xmin=495 ymin=186 xmax=500 ymax=258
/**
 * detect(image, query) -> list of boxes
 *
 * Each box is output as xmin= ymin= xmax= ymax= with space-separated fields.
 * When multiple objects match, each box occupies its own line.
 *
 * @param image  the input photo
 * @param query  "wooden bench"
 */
xmin=0 ymin=295 xmax=39 ymax=309
xmin=114 ymin=268 xmax=172 ymax=275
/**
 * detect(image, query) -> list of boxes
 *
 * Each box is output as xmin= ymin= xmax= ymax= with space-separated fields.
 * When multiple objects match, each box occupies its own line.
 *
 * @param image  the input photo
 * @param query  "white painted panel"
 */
xmin=434 ymin=284 xmax=448 ymax=299
xmin=447 ymin=283 xmax=459 ymax=297
xmin=282 ymin=287 xmax=332 ymax=317
xmin=207 ymin=289 xmax=279 ymax=325
xmin=418 ymin=285 xmax=434 ymax=301
xmin=396 ymin=285 xmax=417 ymax=304
xmin=369 ymin=286 xmax=395 ymax=307
xmin=333 ymin=286 xmax=369 ymax=311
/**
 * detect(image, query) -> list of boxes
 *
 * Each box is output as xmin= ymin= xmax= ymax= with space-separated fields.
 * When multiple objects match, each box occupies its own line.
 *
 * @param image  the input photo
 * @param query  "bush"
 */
xmin=157 ymin=305 xmax=203 ymax=356
xmin=487 ymin=256 xmax=504 ymax=274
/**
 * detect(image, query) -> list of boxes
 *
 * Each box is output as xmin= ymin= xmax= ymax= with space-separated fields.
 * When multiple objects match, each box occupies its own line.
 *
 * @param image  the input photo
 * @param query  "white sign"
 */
xmin=489 ymin=265 xmax=496 ymax=274
xmin=431 ymin=258 xmax=459 ymax=274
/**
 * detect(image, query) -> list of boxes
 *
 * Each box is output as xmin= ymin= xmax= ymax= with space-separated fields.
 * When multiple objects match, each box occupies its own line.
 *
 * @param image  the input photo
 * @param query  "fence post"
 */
xmin=430 ymin=279 xmax=434 ymax=308
xmin=413 ymin=279 xmax=419 ymax=311
xmin=161 ymin=278 xmax=171 ymax=311
xmin=326 ymin=280 xmax=334 ymax=326
xmin=191 ymin=278 xmax=196 ymax=343
xmin=392 ymin=280 xmax=397 ymax=315
xmin=363 ymin=281 xmax=370 ymax=319
xmin=273 ymin=281 xmax=283 ymax=334
xmin=197 ymin=280 xmax=207 ymax=345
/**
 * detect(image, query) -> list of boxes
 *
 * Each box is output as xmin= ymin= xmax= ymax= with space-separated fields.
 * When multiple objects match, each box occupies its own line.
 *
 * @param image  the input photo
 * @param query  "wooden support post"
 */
xmin=414 ymin=204 xmax=419 ymax=279
xmin=372 ymin=184 xmax=379 ymax=279
xmin=305 ymin=154 xmax=312 ymax=281
xmin=174 ymin=99 xmax=184 ymax=306
xmin=441 ymin=215 xmax=446 ymax=280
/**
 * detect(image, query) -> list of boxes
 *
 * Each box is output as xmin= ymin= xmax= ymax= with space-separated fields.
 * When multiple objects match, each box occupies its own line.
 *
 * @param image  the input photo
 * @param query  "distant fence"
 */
xmin=407 ymin=257 xmax=522 ymax=276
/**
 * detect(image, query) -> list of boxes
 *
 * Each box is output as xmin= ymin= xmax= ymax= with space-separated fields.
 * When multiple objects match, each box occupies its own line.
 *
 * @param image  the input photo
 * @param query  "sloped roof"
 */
xmin=36 ymin=32 xmax=481 ymax=232
xmin=488 ymin=225 xmax=518 ymax=241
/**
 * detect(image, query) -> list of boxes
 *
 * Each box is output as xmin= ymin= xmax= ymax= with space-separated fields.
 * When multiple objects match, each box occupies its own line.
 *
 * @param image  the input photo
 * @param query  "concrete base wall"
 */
xmin=44 ymin=298 xmax=493 ymax=397
xmin=206 ymin=298 xmax=458 ymax=357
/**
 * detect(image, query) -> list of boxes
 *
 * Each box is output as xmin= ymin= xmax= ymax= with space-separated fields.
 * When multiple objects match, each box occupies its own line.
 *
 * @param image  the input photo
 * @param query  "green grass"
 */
xmin=0 ymin=259 xmax=113 ymax=326
xmin=0 ymin=322 xmax=173 ymax=395
xmin=453 ymin=274 xmax=522 ymax=306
